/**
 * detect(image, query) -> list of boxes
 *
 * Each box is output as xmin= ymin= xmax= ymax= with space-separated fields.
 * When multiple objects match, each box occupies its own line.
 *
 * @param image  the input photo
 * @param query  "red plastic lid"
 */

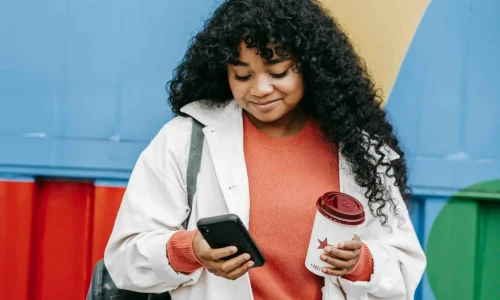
xmin=316 ymin=192 xmax=365 ymax=225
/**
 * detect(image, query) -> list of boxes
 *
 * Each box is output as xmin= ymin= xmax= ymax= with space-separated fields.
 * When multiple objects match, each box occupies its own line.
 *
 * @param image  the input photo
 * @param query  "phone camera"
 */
xmin=202 ymin=227 xmax=210 ymax=235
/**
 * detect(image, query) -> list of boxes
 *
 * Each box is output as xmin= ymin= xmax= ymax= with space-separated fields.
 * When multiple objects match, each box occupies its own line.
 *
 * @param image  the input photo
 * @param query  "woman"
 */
xmin=104 ymin=0 xmax=426 ymax=299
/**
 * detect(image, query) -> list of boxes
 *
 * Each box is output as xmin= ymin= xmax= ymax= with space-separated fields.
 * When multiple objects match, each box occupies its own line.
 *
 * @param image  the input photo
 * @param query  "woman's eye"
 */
xmin=234 ymin=74 xmax=251 ymax=81
xmin=270 ymin=69 xmax=289 ymax=79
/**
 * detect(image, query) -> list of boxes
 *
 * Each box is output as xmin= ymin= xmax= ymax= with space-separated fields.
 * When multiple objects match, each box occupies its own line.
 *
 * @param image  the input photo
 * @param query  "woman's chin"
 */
xmin=245 ymin=109 xmax=284 ymax=124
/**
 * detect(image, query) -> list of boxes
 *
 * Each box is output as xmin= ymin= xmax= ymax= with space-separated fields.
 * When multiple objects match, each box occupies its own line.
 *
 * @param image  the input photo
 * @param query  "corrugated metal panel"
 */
xmin=31 ymin=180 xmax=94 ymax=299
xmin=388 ymin=0 xmax=500 ymax=192
xmin=0 ymin=179 xmax=35 ymax=300
xmin=409 ymin=181 xmax=500 ymax=300
xmin=426 ymin=199 xmax=500 ymax=299
xmin=387 ymin=0 xmax=500 ymax=296
xmin=91 ymin=184 xmax=126 ymax=267
xmin=1 ymin=177 xmax=496 ymax=299
xmin=0 ymin=179 xmax=125 ymax=300
xmin=0 ymin=178 xmax=434 ymax=300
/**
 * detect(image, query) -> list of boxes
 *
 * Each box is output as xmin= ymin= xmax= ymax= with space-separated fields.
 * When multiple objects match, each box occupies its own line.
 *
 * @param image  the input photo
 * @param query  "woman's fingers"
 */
xmin=338 ymin=239 xmax=362 ymax=251
xmin=204 ymin=246 xmax=238 ymax=261
xmin=204 ymin=252 xmax=253 ymax=280
xmin=321 ymin=254 xmax=357 ymax=270
xmin=324 ymin=246 xmax=359 ymax=260
xmin=219 ymin=253 xmax=252 ymax=273
xmin=321 ymin=266 xmax=349 ymax=277
xmin=225 ymin=259 xmax=254 ymax=280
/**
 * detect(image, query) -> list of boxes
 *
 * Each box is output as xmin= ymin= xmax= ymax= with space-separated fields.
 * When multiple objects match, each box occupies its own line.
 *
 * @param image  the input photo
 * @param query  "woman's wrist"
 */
xmin=343 ymin=242 xmax=373 ymax=282
xmin=166 ymin=229 xmax=203 ymax=274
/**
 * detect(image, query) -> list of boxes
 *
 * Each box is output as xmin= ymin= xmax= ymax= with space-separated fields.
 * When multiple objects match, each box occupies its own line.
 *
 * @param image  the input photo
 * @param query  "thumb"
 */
xmin=193 ymin=231 xmax=211 ymax=255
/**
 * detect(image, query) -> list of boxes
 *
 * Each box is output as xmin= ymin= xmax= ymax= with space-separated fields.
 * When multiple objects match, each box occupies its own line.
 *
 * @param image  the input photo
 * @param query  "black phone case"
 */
xmin=196 ymin=214 xmax=266 ymax=267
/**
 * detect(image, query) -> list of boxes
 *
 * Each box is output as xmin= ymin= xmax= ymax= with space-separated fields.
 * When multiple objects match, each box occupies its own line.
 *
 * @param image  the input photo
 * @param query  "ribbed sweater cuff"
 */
xmin=343 ymin=243 xmax=373 ymax=282
xmin=166 ymin=230 xmax=203 ymax=274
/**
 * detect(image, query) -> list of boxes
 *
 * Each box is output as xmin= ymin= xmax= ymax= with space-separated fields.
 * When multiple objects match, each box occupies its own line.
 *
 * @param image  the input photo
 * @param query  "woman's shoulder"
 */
xmin=140 ymin=116 xmax=194 ymax=169
xmin=160 ymin=115 xmax=194 ymax=136
xmin=151 ymin=98 xmax=231 ymax=149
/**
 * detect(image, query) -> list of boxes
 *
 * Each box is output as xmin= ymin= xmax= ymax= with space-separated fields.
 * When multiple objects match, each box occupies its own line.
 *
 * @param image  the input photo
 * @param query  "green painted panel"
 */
xmin=478 ymin=204 xmax=500 ymax=300
xmin=427 ymin=180 xmax=500 ymax=300
xmin=427 ymin=200 xmax=478 ymax=299
xmin=455 ymin=180 xmax=500 ymax=201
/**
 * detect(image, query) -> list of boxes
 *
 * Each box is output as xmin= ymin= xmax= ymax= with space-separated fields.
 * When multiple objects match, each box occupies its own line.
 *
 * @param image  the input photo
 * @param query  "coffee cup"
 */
xmin=305 ymin=192 xmax=365 ymax=277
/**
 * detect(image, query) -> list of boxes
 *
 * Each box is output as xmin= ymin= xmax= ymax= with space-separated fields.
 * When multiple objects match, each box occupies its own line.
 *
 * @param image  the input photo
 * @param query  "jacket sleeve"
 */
xmin=104 ymin=118 xmax=203 ymax=293
xmin=337 ymin=164 xmax=427 ymax=300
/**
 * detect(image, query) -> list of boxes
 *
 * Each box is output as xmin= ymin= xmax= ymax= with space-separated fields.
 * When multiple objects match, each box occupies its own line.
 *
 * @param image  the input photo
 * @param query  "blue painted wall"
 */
xmin=3 ymin=0 xmax=497 ymax=184
xmin=0 ymin=0 xmax=222 ymax=179
xmin=388 ymin=0 xmax=500 ymax=192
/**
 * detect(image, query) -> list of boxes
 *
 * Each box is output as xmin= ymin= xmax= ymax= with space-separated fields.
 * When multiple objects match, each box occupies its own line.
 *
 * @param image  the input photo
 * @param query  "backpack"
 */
xmin=87 ymin=119 xmax=205 ymax=300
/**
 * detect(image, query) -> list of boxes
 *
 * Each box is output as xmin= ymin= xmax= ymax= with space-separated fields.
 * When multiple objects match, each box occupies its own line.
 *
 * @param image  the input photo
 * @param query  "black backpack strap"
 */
xmin=184 ymin=118 xmax=205 ymax=228
xmin=87 ymin=259 xmax=104 ymax=300
xmin=87 ymin=260 xmax=150 ymax=300
xmin=87 ymin=118 xmax=205 ymax=300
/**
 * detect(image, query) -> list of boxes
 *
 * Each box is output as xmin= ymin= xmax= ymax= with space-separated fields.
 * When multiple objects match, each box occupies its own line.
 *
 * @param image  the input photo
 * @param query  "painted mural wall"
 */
xmin=387 ymin=0 xmax=500 ymax=298
xmin=1 ymin=0 xmax=499 ymax=299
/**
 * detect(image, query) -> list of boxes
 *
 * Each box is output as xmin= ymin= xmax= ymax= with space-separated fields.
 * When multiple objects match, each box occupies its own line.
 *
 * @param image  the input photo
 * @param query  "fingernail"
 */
xmin=244 ymin=254 xmax=250 ymax=260
xmin=339 ymin=243 xmax=344 ymax=249
xmin=248 ymin=261 xmax=254 ymax=267
xmin=324 ymin=247 xmax=330 ymax=253
xmin=320 ymin=255 xmax=326 ymax=260
xmin=230 ymin=247 xmax=237 ymax=253
xmin=321 ymin=268 xmax=326 ymax=273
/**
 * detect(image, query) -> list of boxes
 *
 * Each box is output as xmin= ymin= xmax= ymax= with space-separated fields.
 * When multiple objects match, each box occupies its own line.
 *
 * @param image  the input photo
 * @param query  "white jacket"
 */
xmin=104 ymin=100 xmax=426 ymax=300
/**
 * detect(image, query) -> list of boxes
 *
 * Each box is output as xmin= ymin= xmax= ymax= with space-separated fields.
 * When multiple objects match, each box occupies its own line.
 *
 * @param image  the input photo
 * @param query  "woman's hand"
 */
xmin=193 ymin=231 xmax=254 ymax=280
xmin=320 ymin=235 xmax=362 ymax=276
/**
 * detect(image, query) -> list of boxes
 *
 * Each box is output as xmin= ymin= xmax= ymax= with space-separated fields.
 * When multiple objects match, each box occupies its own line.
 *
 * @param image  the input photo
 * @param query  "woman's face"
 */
xmin=228 ymin=42 xmax=304 ymax=124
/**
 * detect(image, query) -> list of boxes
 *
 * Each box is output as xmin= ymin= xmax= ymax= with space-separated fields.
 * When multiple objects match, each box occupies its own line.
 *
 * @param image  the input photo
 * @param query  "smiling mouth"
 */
xmin=251 ymin=99 xmax=281 ymax=105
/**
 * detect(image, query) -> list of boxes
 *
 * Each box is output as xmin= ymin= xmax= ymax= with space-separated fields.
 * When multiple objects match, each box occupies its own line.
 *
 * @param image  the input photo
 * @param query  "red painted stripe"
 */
xmin=91 ymin=186 xmax=125 ymax=268
xmin=30 ymin=180 xmax=94 ymax=300
xmin=0 ymin=180 xmax=125 ymax=299
xmin=0 ymin=180 xmax=35 ymax=300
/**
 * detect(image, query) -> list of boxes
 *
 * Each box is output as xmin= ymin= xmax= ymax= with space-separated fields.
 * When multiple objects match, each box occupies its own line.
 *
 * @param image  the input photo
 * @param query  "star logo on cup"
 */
xmin=338 ymin=199 xmax=352 ymax=209
xmin=317 ymin=237 xmax=332 ymax=249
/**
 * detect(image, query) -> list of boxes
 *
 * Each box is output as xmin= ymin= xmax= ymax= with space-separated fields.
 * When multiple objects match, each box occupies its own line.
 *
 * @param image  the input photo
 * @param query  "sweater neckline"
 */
xmin=243 ymin=112 xmax=321 ymax=149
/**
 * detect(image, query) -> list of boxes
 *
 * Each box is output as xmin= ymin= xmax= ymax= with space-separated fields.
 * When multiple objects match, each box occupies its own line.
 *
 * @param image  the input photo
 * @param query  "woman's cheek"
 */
xmin=232 ymin=88 xmax=251 ymax=103
xmin=228 ymin=81 xmax=245 ymax=100
xmin=279 ymin=73 xmax=303 ymax=95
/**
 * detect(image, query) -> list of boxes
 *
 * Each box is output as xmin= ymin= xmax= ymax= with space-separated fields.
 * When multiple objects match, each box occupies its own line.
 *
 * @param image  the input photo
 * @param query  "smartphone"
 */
xmin=196 ymin=214 xmax=266 ymax=268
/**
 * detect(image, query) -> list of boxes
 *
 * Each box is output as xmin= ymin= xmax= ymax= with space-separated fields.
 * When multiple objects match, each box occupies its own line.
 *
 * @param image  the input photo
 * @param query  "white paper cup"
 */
xmin=305 ymin=192 xmax=365 ymax=277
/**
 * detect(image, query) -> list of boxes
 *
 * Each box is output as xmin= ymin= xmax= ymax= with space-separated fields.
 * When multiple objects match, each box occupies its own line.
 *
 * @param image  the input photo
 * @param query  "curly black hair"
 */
xmin=168 ymin=0 xmax=410 ymax=225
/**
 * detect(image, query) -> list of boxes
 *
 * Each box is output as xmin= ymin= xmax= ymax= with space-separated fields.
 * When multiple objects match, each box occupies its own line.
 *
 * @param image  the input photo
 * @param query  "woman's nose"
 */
xmin=250 ymin=75 xmax=273 ymax=97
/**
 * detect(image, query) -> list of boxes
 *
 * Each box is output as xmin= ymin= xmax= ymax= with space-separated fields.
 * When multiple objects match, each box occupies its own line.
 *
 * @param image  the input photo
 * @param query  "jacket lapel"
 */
xmin=199 ymin=104 xmax=251 ymax=227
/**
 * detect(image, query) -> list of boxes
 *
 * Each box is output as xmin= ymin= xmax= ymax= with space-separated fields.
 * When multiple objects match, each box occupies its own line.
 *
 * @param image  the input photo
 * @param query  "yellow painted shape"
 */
xmin=319 ymin=0 xmax=431 ymax=105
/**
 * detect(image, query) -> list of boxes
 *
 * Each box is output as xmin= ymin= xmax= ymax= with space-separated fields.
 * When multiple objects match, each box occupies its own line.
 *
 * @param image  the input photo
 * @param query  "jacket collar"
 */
xmin=180 ymin=100 xmax=240 ymax=129
xmin=180 ymin=100 xmax=400 ymax=162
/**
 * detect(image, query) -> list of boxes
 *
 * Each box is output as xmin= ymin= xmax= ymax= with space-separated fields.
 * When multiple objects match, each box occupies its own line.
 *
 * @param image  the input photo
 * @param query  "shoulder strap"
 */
xmin=185 ymin=118 xmax=205 ymax=228
xmin=87 ymin=122 xmax=205 ymax=300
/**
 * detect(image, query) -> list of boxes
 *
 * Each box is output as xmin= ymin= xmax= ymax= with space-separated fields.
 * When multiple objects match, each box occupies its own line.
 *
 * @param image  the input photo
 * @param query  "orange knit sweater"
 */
xmin=166 ymin=114 xmax=373 ymax=298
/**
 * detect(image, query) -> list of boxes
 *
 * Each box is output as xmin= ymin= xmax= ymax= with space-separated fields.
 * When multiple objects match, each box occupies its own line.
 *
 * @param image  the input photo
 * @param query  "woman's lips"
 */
xmin=250 ymin=99 xmax=281 ymax=112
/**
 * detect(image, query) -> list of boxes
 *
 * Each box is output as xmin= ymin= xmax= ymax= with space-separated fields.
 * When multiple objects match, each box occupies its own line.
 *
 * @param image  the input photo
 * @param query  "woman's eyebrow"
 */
xmin=229 ymin=59 xmax=249 ymax=67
